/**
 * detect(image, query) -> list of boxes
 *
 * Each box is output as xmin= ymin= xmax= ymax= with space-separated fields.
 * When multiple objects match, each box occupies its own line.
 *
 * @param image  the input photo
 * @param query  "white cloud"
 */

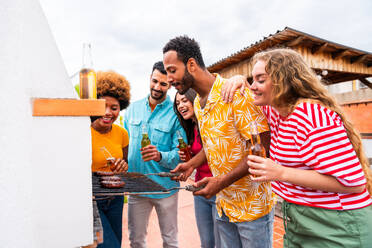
xmin=39 ymin=0 xmax=372 ymax=102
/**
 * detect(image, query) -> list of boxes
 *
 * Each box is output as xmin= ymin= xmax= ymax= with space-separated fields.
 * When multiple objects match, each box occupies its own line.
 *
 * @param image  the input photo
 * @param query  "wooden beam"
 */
xmin=350 ymin=54 xmax=368 ymax=64
xmin=32 ymin=98 xmax=106 ymax=116
xmin=359 ymin=77 xmax=372 ymax=89
xmin=326 ymin=73 xmax=362 ymax=84
xmin=331 ymin=49 xmax=348 ymax=59
xmin=267 ymin=36 xmax=279 ymax=41
xmin=284 ymin=36 xmax=305 ymax=47
xmin=311 ymin=43 xmax=328 ymax=54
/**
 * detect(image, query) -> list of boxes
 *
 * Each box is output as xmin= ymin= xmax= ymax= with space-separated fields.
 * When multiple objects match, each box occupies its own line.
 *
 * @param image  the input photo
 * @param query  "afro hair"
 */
xmin=96 ymin=70 xmax=131 ymax=110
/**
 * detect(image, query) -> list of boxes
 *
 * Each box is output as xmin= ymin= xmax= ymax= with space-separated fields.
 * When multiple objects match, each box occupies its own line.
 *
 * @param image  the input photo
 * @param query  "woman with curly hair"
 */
xmin=91 ymin=70 xmax=130 ymax=248
xmin=242 ymin=48 xmax=372 ymax=247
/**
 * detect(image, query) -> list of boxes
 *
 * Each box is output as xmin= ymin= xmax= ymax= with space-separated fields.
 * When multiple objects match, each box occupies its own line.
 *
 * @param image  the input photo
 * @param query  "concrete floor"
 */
xmin=121 ymin=180 xmax=284 ymax=248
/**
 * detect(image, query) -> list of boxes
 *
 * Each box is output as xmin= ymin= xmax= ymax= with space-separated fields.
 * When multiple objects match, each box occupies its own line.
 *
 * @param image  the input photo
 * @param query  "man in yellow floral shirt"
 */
xmin=163 ymin=36 xmax=275 ymax=248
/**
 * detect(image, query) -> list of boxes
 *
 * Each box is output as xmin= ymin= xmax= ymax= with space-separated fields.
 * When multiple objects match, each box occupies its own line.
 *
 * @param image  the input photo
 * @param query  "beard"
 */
xmin=177 ymin=69 xmax=195 ymax=94
xmin=150 ymin=89 xmax=165 ymax=100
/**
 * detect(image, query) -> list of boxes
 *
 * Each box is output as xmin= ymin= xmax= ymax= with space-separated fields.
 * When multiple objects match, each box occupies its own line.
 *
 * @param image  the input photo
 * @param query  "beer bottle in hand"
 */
xmin=248 ymin=122 xmax=266 ymax=177
xmin=141 ymin=124 xmax=151 ymax=148
xmin=177 ymin=130 xmax=192 ymax=161
xmin=79 ymin=43 xmax=97 ymax=99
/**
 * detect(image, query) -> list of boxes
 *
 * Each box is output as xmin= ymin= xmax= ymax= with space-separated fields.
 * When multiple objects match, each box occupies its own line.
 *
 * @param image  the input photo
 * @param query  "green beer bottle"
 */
xmin=141 ymin=124 xmax=151 ymax=148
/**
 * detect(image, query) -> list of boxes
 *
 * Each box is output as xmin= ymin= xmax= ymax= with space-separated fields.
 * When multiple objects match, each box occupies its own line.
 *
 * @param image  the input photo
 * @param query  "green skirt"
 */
xmin=282 ymin=200 xmax=372 ymax=248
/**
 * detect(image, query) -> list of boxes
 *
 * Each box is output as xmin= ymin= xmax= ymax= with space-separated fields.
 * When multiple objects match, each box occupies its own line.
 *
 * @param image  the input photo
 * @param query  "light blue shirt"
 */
xmin=123 ymin=95 xmax=186 ymax=198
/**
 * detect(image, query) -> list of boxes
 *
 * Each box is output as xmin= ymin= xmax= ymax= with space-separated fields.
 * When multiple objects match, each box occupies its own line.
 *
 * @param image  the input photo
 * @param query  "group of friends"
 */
xmin=89 ymin=36 xmax=372 ymax=248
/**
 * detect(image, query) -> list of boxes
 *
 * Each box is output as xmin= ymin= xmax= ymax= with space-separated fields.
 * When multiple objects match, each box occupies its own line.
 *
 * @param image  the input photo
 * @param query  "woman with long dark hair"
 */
xmin=174 ymin=89 xmax=219 ymax=248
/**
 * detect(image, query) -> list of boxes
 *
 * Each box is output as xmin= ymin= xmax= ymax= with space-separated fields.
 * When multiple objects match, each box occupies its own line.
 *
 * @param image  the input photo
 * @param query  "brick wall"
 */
xmin=342 ymin=102 xmax=372 ymax=134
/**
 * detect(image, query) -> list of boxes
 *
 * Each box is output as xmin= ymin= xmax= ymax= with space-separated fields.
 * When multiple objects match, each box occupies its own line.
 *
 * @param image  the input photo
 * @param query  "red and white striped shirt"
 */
xmin=263 ymin=102 xmax=372 ymax=210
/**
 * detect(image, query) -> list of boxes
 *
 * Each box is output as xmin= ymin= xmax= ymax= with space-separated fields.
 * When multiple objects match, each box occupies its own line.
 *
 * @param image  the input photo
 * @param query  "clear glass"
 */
xmin=79 ymin=43 xmax=97 ymax=99
xmin=248 ymin=122 xmax=266 ymax=178
xmin=248 ymin=122 xmax=265 ymax=154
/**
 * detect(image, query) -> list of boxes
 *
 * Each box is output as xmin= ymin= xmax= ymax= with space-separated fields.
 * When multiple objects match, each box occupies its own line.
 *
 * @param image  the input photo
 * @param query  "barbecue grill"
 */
xmin=92 ymin=172 xmax=170 ymax=196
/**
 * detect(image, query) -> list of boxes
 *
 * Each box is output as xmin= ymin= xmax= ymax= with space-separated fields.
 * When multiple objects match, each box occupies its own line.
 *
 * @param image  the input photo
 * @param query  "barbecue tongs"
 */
xmin=168 ymin=184 xmax=206 ymax=192
xmin=145 ymin=172 xmax=206 ymax=192
xmin=145 ymin=172 xmax=181 ymax=177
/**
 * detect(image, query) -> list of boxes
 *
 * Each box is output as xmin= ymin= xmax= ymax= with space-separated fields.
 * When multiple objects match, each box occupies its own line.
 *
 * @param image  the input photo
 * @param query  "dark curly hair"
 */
xmin=96 ymin=70 xmax=131 ymax=110
xmin=163 ymin=35 xmax=205 ymax=69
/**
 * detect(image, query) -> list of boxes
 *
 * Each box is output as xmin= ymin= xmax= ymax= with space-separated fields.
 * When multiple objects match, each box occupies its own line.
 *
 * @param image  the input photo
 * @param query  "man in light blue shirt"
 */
xmin=123 ymin=61 xmax=186 ymax=248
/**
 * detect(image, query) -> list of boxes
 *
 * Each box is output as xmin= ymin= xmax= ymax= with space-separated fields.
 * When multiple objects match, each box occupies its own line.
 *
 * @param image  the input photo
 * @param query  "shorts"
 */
xmin=282 ymin=200 xmax=372 ymax=248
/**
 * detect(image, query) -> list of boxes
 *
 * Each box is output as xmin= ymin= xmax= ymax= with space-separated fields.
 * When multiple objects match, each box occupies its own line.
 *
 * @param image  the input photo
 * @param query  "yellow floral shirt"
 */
xmin=194 ymin=74 xmax=275 ymax=222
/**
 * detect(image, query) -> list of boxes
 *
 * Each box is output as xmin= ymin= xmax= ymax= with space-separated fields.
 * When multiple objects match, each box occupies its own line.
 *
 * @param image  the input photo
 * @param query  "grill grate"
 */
xmin=92 ymin=172 xmax=168 ymax=196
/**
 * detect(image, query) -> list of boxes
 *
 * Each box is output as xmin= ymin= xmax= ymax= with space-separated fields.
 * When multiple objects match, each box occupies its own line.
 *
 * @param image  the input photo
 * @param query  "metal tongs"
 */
xmin=145 ymin=172 xmax=182 ymax=177
xmin=168 ymin=184 xmax=206 ymax=192
xmin=144 ymin=172 xmax=205 ymax=192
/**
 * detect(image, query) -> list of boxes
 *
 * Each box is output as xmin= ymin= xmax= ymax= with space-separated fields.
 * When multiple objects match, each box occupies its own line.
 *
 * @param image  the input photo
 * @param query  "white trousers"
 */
xmin=128 ymin=193 xmax=179 ymax=248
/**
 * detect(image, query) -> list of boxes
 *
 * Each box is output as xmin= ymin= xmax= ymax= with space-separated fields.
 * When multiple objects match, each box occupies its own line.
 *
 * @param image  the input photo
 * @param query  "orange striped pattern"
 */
xmin=194 ymin=74 xmax=275 ymax=222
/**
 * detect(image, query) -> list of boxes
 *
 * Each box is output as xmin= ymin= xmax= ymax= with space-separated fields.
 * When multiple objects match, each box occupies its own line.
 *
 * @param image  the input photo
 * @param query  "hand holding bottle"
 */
xmin=177 ymin=130 xmax=192 ymax=161
xmin=141 ymin=124 xmax=152 ymax=161
xmin=178 ymin=145 xmax=192 ymax=161
xmin=247 ymin=121 xmax=266 ymax=177
xmin=247 ymin=155 xmax=284 ymax=182
xmin=141 ymin=145 xmax=162 ymax=162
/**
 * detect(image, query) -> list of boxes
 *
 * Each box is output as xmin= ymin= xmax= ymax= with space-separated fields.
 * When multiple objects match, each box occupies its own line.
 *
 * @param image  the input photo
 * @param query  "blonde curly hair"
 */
xmin=96 ymin=70 xmax=131 ymax=110
xmin=252 ymin=48 xmax=372 ymax=194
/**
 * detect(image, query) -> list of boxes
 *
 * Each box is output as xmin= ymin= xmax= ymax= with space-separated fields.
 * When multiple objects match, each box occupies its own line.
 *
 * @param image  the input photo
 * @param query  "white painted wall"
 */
xmin=327 ymin=79 xmax=370 ymax=95
xmin=362 ymin=139 xmax=372 ymax=161
xmin=0 ymin=0 xmax=93 ymax=247
xmin=327 ymin=81 xmax=353 ymax=94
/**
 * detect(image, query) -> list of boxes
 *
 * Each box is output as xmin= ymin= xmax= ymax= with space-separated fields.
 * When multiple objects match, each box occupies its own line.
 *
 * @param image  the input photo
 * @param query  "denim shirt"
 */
xmin=123 ymin=95 xmax=186 ymax=198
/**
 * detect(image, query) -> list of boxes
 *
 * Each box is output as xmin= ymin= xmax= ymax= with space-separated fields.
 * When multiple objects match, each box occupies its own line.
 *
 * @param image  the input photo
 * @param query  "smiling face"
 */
xmin=94 ymin=96 xmax=120 ymax=129
xmin=175 ymin=93 xmax=194 ymax=120
xmin=149 ymin=69 xmax=170 ymax=102
xmin=163 ymin=50 xmax=194 ymax=94
xmin=250 ymin=60 xmax=274 ymax=106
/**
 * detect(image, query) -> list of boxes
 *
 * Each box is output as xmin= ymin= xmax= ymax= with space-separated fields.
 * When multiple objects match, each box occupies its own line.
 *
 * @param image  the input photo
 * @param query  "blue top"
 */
xmin=123 ymin=95 xmax=186 ymax=198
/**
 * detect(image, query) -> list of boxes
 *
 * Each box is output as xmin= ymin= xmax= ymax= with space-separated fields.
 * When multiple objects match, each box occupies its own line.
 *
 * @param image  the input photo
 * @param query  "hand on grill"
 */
xmin=184 ymin=184 xmax=206 ymax=192
xmin=170 ymin=162 xmax=194 ymax=182
xmin=193 ymin=177 xmax=222 ymax=199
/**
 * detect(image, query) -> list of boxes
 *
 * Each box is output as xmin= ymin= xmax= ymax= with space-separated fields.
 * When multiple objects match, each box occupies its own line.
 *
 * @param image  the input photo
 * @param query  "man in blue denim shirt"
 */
xmin=123 ymin=61 xmax=186 ymax=248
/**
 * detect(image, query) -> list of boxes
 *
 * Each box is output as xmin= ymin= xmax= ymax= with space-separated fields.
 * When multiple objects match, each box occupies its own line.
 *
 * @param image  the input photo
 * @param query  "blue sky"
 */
xmin=39 ymin=0 xmax=372 ymax=101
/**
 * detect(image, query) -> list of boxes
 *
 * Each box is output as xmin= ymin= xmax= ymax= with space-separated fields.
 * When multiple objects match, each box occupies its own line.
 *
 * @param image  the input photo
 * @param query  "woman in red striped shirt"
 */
xmin=246 ymin=48 xmax=372 ymax=247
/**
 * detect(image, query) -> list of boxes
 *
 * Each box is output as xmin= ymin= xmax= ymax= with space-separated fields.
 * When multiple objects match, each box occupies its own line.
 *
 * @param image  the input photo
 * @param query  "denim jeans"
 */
xmin=194 ymin=195 xmax=220 ymax=248
xmin=216 ymin=208 xmax=274 ymax=248
xmin=96 ymin=196 xmax=124 ymax=248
